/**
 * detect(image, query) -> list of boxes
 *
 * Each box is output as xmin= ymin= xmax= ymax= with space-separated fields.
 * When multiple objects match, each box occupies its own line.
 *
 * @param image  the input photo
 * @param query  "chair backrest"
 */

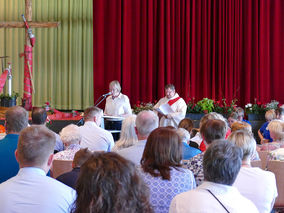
xmin=267 ymin=160 xmax=284 ymax=208
xmin=52 ymin=159 xmax=73 ymax=178
xmin=257 ymin=150 xmax=269 ymax=170
xmin=251 ymin=160 xmax=262 ymax=168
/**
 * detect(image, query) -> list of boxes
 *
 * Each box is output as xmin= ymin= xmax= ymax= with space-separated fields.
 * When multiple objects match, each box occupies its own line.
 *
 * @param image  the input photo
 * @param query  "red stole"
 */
xmin=168 ymin=97 xmax=181 ymax=106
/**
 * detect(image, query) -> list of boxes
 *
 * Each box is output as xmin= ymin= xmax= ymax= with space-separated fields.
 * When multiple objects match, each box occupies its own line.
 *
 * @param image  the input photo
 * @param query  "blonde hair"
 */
xmin=200 ymin=112 xmax=228 ymax=133
xmin=112 ymin=115 xmax=138 ymax=150
xmin=231 ymin=121 xmax=252 ymax=133
xmin=109 ymin=80 xmax=121 ymax=92
xmin=228 ymin=130 xmax=256 ymax=161
xmin=265 ymin=109 xmax=276 ymax=121
xmin=268 ymin=120 xmax=284 ymax=141
xmin=176 ymin=128 xmax=191 ymax=143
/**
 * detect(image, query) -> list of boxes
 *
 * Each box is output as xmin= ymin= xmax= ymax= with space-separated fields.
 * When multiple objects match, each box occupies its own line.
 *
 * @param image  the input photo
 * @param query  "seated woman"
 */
xmin=138 ymin=127 xmax=196 ymax=213
xmin=104 ymin=80 xmax=132 ymax=117
xmin=112 ymin=115 xmax=138 ymax=151
xmin=71 ymin=152 xmax=152 ymax=213
xmin=178 ymin=118 xmax=194 ymax=133
xmin=258 ymin=109 xmax=276 ymax=143
xmin=231 ymin=121 xmax=252 ymax=133
xmin=259 ymin=119 xmax=284 ymax=151
xmin=229 ymin=130 xmax=278 ymax=213
xmin=176 ymin=128 xmax=201 ymax=160
xmin=228 ymin=112 xmax=239 ymax=128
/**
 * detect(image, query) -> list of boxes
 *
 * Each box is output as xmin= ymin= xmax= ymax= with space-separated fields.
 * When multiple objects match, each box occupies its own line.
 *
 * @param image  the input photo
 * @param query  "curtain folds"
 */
xmin=93 ymin=0 xmax=284 ymax=107
xmin=0 ymin=0 xmax=93 ymax=110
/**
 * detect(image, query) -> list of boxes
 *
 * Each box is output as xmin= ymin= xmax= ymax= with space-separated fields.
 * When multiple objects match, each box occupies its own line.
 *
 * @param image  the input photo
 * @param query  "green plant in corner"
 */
xmin=0 ymin=92 xmax=19 ymax=100
xmin=197 ymin=98 xmax=214 ymax=113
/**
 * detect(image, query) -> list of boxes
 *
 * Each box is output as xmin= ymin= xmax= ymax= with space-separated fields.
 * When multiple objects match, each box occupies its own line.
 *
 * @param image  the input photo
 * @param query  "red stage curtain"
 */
xmin=93 ymin=0 xmax=284 ymax=107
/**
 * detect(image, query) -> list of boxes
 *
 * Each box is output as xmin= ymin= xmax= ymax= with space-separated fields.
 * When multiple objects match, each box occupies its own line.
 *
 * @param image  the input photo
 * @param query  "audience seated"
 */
xmin=229 ymin=130 xmax=278 ymax=213
xmin=234 ymin=107 xmax=251 ymax=124
xmin=231 ymin=121 xmax=252 ymax=133
xmin=79 ymin=106 xmax=114 ymax=151
xmin=138 ymin=127 xmax=196 ymax=212
xmin=112 ymin=115 xmax=138 ymax=151
xmin=56 ymin=148 xmax=92 ymax=189
xmin=71 ymin=152 xmax=152 ymax=213
xmin=53 ymin=124 xmax=82 ymax=161
xmin=258 ymin=109 xmax=276 ymax=143
xmin=259 ymin=120 xmax=284 ymax=151
xmin=228 ymin=111 xmax=239 ymax=128
xmin=176 ymin=128 xmax=201 ymax=160
xmin=183 ymin=119 xmax=227 ymax=186
xmin=0 ymin=125 xmax=76 ymax=213
xmin=32 ymin=107 xmax=64 ymax=153
xmin=170 ymin=140 xmax=258 ymax=213
xmin=0 ymin=106 xmax=28 ymax=183
xmin=117 ymin=110 xmax=158 ymax=165
xmin=190 ymin=112 xmax=230 ymax=152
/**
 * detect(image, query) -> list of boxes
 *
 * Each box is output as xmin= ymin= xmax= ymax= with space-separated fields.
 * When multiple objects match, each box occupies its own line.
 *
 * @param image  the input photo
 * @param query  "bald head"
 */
xmin=135 ymin=110 xmax=159 ymax=138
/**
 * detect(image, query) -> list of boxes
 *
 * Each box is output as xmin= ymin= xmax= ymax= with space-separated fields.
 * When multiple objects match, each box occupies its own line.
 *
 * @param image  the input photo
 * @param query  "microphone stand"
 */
xmin=76 ymin=94 xmax=109 ymax=126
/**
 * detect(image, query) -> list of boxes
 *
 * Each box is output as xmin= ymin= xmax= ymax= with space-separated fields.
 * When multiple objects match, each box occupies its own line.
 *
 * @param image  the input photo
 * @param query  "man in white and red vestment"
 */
xmin=154 ymin=84 xmax=187 ymax=128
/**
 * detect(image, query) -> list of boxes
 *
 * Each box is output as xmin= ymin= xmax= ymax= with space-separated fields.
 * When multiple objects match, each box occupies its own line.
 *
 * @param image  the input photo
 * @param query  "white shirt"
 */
xmin=0 ymin=167 xmax=76 ymax=213
xmin=154 ymin=93 xmax=186 ymax=128
xmin=79 ymin=121 xmax=114 ymax=152
xmin=104 ymin=93 xmax=132 ymax=116
xmin=116 ymin=139 xmax=147 ymax=165
xmin=170 ymin=181 xmax=259 ymax=213
xmin=233 ymin=166 xmax=278 ymax=213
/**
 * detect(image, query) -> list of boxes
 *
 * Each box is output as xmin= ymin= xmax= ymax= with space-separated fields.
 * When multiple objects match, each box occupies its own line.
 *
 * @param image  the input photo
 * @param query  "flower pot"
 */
xmin=247 ymin=113 xmax=265 ymax=121
xmin=0 ymin=97 xmax=16 ymax=107
xmin=186 ymin=113 xmax=205 ymax=120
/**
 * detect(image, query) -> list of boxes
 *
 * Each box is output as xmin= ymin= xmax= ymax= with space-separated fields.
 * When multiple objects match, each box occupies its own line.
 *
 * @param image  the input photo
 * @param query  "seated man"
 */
xmin=32 ymin=107 xmax=64 ymax=153
xmin=0 ymin=125 xmax=76 ymax=213
xmin=183 ymin=119 xmax=227 ymax=186
xmin=79 ymin=106 xmax=114 ymax=152
xmin=0 ymin=106 xmax=28 ymax=183
xmin=170 ymin=140 xmax=258 ymax=213
xmin=154 ymin=84 xmax=186 ymax=128
xmin=57 ymin=148 xmax=92 ymax=189
xmin=117 ymin=110 xmax=159 ymax=165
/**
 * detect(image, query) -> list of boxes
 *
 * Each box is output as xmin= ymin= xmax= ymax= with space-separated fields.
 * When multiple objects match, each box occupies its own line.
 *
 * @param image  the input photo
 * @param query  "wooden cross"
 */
xmin=0 ymin=0 xmax=60 ymax=110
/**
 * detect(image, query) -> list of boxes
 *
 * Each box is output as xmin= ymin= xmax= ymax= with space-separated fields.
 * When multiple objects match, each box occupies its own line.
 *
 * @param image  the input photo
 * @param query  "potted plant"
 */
xmin=186 ymin=98 xmax=204 ymax=120
xmin=245 ymin=99 xmax=266 ymax=121
xmin=0 ymin=92 xmax=19 ymax=107
xmin=213 ymin=98 xmax=237 ymax=118
xmin=196 ymin=98 xmax=214 ymax=114
xmin=132 ymin=101 xmax=155 ymax=115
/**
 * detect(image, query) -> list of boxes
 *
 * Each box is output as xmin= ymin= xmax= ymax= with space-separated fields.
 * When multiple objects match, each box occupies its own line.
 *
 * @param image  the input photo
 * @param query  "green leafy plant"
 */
xmin=0 ymin=92 xmax=19 ymax=99
xmin=197 ymin=98 xmax=214 ymax=113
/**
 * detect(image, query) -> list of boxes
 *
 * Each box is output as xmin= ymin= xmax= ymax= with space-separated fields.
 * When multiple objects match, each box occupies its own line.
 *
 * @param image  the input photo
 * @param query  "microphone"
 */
xmin=102 ymin=92 xmax=111 ymax=97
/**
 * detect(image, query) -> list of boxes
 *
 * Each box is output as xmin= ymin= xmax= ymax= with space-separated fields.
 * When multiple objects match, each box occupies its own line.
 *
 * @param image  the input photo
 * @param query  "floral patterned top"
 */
xmin=182 ymin=152 xmax=204 ymax=187
xmin=53 ymin=144 xmax=81 ymax=161
xmin=137 ymin=166 xmax=196 ymax=213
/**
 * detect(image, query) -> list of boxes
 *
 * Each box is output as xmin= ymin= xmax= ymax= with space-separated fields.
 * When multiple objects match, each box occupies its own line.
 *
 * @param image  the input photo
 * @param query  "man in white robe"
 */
xmin=154 ymin=84 xmax=187 ymax=128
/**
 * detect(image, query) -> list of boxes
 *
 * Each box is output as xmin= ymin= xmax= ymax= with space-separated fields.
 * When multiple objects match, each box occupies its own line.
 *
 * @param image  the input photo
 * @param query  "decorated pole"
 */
xmin=22 ymin=0 xmax=33 ymax=110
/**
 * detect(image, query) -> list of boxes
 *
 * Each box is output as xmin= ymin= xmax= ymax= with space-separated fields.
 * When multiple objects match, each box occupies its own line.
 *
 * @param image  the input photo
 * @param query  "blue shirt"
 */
xmin=138 ymin=166 xmax=196 ymax=213
xmin=260 ymin=121 xmax=273 ymax=142
xmin=0 ymin=134 xmax=19 ymax=183
xmin=182 ymin=142 xmax=201 ymax=160
xmin=0 ymin=167 xmax=76 ymax=213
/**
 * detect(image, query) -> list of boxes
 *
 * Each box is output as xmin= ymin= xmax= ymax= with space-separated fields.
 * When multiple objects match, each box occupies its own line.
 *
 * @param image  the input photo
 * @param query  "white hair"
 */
xmin=112 ymin=115 xmax=138 ymax=151
xmin=176 ymin=128 xmax=191 ymax=143
xmin=60 ymin=124 xmax=82 ymax=147
xmin=268 ymin=120 xmax=284 ymax=141
xmin=136 ymin=110 xmax=159 ymax=137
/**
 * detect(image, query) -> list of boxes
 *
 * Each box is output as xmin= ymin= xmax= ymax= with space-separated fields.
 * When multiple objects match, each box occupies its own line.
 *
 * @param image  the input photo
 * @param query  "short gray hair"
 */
xmin=203 ymin=140 xmax=243 ymax=186
xmin=5 ymin=106 xmax=29 ymax=133
xmin=135 ymin=110 xmax=158 ymax=137
xmin=60 ymin=124 xmax=82 ymax=147
xmin=17 ymin=125 xmax=56 ymax=167
xmin=228 ymin=130 xmax=256 ymax=161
